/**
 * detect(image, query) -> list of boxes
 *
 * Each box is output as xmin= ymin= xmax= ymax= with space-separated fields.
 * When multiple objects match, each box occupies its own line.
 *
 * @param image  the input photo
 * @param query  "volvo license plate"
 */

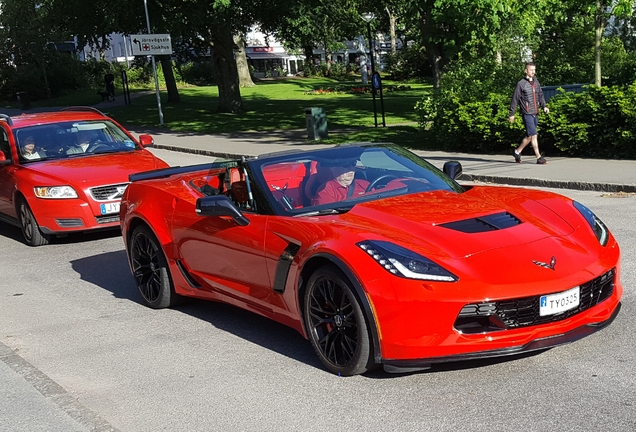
xmin=100 ymin=203 xmax=120 ymax=215
xmin=539 ymin=286 xmax=580 ymax=316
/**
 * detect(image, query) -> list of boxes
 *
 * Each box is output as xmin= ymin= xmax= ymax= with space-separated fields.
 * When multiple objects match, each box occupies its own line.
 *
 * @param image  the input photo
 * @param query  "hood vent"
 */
xmin=439 ymin=212 xmax=521 ymax=233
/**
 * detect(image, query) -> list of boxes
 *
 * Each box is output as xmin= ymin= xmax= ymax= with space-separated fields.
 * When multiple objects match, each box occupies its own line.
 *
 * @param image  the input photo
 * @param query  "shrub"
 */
xmin=416 ymin=92 xmax=520 ymax=153
xmin=542 ymin=84 xmax=636 ymax=159
xmin=415 ymin=57 xmax=526 ymax=153
xmin=178 ymin=61 xmax=215 ymax=85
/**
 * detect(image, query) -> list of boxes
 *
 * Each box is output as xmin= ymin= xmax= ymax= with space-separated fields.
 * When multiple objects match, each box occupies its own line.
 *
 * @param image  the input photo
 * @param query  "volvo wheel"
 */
xmin=18 ymin=199 xmax=49 ymax=246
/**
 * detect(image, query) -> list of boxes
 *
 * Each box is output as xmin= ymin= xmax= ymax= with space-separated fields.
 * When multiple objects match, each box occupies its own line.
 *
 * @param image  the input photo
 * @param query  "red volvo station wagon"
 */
xmin=0 ymin=107 xmax=169 ymax=246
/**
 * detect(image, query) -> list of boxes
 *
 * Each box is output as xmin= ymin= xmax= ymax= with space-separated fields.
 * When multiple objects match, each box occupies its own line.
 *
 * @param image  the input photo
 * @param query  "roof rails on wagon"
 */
xmin=60 ymin=106 xmax=107 ymax=117
xmin=0 ymin=113 xmax=13 ymax=126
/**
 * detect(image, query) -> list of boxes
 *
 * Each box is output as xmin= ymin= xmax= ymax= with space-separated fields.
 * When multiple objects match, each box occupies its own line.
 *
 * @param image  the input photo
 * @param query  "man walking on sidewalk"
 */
xmin=509 ymin=62 xmax=550 ymax=164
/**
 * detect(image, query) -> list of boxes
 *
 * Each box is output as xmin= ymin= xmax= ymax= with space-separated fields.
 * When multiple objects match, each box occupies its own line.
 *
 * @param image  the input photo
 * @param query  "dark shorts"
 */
xmin=522 ymin=114 xmax=538 ymax=137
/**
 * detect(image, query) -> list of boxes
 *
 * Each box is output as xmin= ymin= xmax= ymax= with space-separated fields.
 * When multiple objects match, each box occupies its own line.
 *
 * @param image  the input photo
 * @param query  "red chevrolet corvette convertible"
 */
xmin=120 ymin=143 xmax=622 ymax=376
xmin=0 ymin=108 xmax=168 ymax=246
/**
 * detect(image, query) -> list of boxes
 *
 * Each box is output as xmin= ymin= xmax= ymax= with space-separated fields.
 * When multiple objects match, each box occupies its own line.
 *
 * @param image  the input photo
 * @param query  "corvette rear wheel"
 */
xmin=304 ymin=266 xmax=373 ymax=376
xmin=18 ymin=199 xmax=49 ymax=246
xmin=129 ymin=225 xmax=178 ymax=308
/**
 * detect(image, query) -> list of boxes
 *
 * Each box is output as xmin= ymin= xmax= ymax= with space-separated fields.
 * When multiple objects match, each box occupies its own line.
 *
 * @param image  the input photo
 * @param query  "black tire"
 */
xmin=129 ymin=225 xmax=178 ymax=309
xmin=18 ymin=199 xmax=49 ymax=246
xmin=304 ymin=265 xmax=374 ymax=376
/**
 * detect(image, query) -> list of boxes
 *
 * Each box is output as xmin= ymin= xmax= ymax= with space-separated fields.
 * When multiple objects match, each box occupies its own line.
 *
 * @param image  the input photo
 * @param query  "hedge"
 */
xmin=416 ymin=83 xmax=636 ymax=159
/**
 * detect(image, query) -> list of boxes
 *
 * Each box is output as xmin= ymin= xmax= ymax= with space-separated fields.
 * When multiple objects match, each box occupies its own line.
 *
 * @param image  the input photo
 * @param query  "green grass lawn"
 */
xmin=23 ymin=77 xmax=440 ymax=149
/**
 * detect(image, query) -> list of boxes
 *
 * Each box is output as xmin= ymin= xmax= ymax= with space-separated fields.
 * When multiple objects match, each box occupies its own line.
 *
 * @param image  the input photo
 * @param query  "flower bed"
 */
xmin=303 ymin=84 xmax=411 ymax=95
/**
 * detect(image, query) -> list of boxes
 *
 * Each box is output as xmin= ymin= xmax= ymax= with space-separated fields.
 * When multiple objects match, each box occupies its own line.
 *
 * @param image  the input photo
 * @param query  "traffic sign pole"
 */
xmin=143 ymin=0 xmax=165 ymax=126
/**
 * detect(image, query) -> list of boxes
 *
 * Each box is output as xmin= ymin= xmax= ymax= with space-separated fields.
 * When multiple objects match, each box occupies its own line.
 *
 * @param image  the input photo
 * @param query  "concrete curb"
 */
xmin=461 ymin=174 xmax=636 ymax=193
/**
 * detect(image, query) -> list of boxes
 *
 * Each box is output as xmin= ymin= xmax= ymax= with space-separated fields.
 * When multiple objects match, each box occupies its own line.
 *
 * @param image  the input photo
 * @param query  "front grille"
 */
xmin=455 ymin=268 xmax=615 ymax=333
xmin=95 ymin=215 xmax=120 ymax=224
xmin=90 ymin=183 xmax=129 ymax=201
xmin=56 ymin=218 xmax=84 ymax=228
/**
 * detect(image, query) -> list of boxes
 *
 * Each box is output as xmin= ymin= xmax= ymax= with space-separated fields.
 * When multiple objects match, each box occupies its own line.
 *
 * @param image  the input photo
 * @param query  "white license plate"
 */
xmin=100 ymin=202 xmax=120 ymax=215
xmin=539 ymin=286 xmax=580 ymax=316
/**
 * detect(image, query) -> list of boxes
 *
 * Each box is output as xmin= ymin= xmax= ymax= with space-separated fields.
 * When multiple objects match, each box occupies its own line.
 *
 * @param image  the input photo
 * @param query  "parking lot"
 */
xmin=1 ymin=148 xmax=635 ymax=432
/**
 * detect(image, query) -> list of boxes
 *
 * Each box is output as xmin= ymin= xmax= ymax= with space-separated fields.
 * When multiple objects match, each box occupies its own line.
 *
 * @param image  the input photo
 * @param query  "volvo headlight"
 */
xmin=573 ymin=201 xmax=608 ymax=246
xmin=34 ymin=186 xmax=78 ymax=199
xmin=357 ymin=240 xmax=458 ymax=282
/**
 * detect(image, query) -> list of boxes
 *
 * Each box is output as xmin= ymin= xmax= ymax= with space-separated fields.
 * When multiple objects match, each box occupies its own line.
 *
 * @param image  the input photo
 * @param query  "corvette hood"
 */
xmin=22 ymin=151 xmax=165 ymax=186
xmin=336 ymin=187 xmax=577 ymax=259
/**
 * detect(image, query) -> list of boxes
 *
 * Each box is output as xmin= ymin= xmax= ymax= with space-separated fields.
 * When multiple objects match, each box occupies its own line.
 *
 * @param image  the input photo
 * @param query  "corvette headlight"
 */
xmin=34 ymin=186 xmax=78 ymax=199
xmin=357 ymin=240 xmax=458 ymax=282
xmin=573 ymin=201 xmax=608 ymax=246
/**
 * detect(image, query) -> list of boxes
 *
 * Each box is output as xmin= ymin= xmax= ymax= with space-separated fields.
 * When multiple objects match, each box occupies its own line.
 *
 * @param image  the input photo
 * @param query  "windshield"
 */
xmin=251 ymin=143 xmax=464 ymax=215
xmin=16 ymin=120 xmax=140 ymax=163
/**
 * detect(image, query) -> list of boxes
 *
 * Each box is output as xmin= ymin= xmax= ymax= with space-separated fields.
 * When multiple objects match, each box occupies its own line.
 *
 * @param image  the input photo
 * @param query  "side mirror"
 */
xmin=138 ymin=134 xmax=154 ymax=147
xmin=0 ymin=152 xmax=6 ymax=162
xmin=195 ymin=195 xmax=250 ymax=226
xmin=443 ymin=161 xmax=463 ymax=180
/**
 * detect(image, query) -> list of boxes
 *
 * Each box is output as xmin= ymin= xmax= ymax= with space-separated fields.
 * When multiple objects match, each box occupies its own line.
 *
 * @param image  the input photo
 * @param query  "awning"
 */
xmin=246 ymin=52 xmax=302 ymax=60
xmin=246 ymin=53 xmax=284 ymax=59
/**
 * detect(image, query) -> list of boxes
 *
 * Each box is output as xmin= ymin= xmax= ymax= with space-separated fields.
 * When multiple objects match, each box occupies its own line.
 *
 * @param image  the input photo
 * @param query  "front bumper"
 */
xmin=31 ymin=198 xmax=120 ymax=234
xmin=381 ymin=302 xmax=621 ymax=369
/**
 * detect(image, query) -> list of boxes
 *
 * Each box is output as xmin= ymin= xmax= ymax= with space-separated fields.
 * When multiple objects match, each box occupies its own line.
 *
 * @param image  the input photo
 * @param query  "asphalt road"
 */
xmin=1 ymin=148 xmax=634 ymax=432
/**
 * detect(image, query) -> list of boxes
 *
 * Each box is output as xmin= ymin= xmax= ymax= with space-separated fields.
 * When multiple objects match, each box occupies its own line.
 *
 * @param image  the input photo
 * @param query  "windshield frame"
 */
xmin=247 ymin=143 xmax=464 ymax=217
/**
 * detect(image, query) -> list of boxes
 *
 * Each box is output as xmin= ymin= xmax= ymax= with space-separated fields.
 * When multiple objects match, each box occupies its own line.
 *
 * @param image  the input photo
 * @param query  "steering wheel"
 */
xmin=87 ymin=143 xmax=112 ymax=153
xmin=366 ymin=174 xmax=399 ymax=192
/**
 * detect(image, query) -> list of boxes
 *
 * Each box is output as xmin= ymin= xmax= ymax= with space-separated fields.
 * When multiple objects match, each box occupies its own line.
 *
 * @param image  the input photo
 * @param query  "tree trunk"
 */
xmin=159 ymin=55 xmax=180 ymax=103
xmin=418 ymin=8 xmax=446 ymax=89
xmin=429 ymin=50 xmax=443 ymax=90
xmin=234 ymin=33 xmax=255 ymax=88
xmin=594 ymin=1 xmax=604 ymax=87
xmin=39 ymin=58 xmax=51 ymax=99
xmin=303 ymin=45 xmax=314 ymax=70
xmin=386 ymin=7 xmax=397 ymax=54
xmin=210 ymin=22 xmax=242 ymax=113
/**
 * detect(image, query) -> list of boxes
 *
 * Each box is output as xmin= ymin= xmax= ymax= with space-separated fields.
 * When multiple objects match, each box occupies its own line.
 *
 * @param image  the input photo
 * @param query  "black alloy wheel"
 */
xmin=304 ymin=266 xmax=373 ymax=376
xmin=129 ymin=225 xmax=178 ymax=308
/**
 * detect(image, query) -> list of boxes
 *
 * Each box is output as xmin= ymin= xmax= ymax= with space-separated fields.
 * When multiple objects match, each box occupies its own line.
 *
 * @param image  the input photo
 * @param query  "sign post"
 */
xmin=372 ymin=72 xmax=386 ymax=127
xmin=130 ymin=33 xmax=172 ymax=126
xmin=137 ymin=0 xmax=172 ymax=126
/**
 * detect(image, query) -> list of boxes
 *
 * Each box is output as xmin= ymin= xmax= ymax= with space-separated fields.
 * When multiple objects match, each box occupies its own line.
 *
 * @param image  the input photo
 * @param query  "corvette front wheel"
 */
xmin=129 ymin=225 xmax=178 ymax=309
xmin=304 ymin=266 xmax=374 ymax=376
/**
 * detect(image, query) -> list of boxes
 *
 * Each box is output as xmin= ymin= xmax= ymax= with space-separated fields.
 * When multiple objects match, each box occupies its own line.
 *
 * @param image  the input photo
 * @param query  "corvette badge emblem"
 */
xmin=533 ymin=256 xmax=557 ymax=270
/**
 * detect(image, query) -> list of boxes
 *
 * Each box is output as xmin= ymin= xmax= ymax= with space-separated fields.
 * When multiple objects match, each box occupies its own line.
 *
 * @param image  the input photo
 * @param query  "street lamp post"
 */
xmin=144 ymin=0 xmax=164 ymax=125
xmin=361 ymin=12 xmax=378 ymax=127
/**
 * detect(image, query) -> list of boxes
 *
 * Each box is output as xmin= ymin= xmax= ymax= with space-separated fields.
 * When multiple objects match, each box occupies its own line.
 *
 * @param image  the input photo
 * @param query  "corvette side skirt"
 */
xmin=382 ymin=302 xmax=621 ymax=373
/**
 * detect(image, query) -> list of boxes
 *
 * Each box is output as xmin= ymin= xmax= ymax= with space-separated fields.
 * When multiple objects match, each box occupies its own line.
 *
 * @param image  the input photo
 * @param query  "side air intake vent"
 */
xmin=439 ymin=212 xmax=521 ymax=233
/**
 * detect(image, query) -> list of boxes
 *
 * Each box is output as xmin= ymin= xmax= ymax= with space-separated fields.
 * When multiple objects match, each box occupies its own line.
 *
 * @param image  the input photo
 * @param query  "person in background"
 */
xmin=509 ymin=62 xmax=550 ymax=165
xmin=104 ymin=72 xmax=115 ymax=102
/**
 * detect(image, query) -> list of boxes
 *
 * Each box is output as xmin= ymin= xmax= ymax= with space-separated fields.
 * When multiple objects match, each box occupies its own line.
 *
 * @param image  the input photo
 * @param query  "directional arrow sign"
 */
xmin=130 ymin=34 xmax=173 ymax=55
